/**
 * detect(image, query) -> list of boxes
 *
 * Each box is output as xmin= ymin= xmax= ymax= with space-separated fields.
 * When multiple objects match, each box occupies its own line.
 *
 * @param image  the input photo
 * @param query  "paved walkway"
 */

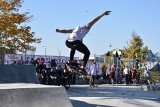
xmin=67 ymin=84 xmax=160 ymax=107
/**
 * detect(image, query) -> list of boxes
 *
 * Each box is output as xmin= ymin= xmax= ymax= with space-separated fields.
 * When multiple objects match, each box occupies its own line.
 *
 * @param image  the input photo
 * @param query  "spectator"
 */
xmin=123 ymin=66 xmax=129 ymax=85
xmin=115 ymin=66 xmax=120 ymax=84
xmin=143 ymin=67 xmax=151 ymax=78
xmin=119 ymin=66 xmax=124 ymax=84
xmin=51 ymin=59 xmax=57 ymax=67
xmin=132 ymin=66 xmax=137 ymax=84
xmin=110 ymin=68 xmax=115 ymax=84
xmin=89 ymin=62 xmax=98 ymax=87
xmin=128 ymin=68 xmax=132 ymax=84
xmin=51 ymin=59 xmax=57 ymax=72
xmin=143 ymin=66 xmax=152 ymax=85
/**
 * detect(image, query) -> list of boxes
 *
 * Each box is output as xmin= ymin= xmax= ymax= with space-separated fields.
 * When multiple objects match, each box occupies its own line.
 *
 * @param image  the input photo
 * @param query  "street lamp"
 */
xmin=109 ymin=44 xmax=112 ymax=48
xmin=109 ymin=44 xmax=112 ymax=64
xmin=57 ymin=49 xmax=61 ymax=64
xmin=24 ymin=42 xmax=28 ymax=64
xmin=42 ymin=46 xmax=46 ymax=58
xmin=57 ymin=49 xmax=61 ymax=57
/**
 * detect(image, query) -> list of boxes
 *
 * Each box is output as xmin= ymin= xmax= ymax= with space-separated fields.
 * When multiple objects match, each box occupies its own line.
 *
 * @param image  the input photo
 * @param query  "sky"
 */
xmin=20 ymin=0 xmax=160 ymax=57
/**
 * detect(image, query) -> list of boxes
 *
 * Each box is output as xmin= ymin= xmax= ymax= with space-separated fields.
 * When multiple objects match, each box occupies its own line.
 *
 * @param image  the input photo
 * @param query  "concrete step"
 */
xmin=0 ymin=83 xmax=73 ymax=107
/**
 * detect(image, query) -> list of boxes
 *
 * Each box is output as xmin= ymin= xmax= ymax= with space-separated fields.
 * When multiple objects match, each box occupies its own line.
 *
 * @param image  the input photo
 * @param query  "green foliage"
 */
xmin=0 ymin=0 xmax=41 ymax=53
xmin=138 ymin=69 xmax=160 ymax=81
xmin=123 ymin=32 xmax=148 ymax=60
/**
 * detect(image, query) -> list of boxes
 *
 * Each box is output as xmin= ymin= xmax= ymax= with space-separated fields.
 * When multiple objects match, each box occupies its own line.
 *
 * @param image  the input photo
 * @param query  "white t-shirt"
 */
xmin=123 ymin=68 xmax=128 ymax=75
xmin=67 ymin=25 xmax=90 ymax=42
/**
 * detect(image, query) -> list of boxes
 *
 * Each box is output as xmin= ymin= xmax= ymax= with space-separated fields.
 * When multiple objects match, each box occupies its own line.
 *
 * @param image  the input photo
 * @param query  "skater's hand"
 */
xmin=56 ymin=29 xmax=73 ymax=33
xmin=103 ymin=11 xmax=111 ymax=15
xmin=56 ymin=29 xmax=60 ymax=32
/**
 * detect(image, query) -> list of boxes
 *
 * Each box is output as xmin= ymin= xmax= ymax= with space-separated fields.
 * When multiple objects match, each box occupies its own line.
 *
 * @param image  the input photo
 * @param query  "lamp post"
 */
xmin=42 ymin=46 xmax=46 ymax=58
xmin=57 ymin=49 xmax=61 ymax=64
xmin=109 ymin=44 xmax=112 ymax=48
xmin=24 ymin=42 xmax=28 ymax=64
xmin=57 ymin=49 xmax=61 ymax=56
xmin=109 ymin=44 xmax=112 ymax=64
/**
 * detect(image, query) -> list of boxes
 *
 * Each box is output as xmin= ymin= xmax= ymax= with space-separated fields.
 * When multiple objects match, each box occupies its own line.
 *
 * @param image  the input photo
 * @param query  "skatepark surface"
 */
xmin=67 ymin=84 xmax=160 ymax=107
xmin=0 ymin=65 xmax=73 ymax=107
xmin=0 ymin=65 xmax=160 ymax=107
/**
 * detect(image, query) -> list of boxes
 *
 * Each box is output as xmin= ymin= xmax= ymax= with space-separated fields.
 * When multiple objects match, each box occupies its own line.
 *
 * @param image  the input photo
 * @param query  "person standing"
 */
xmin=123 ymin=66 xmax=129 ymax=85
xmin=110 ymin=68 xmax=115 ymax=85
xmin=51 ymin=59 xmax=57 ymax=71
xmin=128 ymin=68 xmax=132 ymax=84
xmin=56 ymin=11 xmax=111 ymax=72
xmin=89 ymin=62 xmax=98 ymax=87
xmin=143 ymin=66 xmax=152 ymax=85
xmin=115 ymin=66 xmax=120 ymax=84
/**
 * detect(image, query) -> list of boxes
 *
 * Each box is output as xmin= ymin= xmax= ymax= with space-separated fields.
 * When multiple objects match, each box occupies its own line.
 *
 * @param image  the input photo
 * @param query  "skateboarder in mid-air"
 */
xmin=56 ymin=11 xmax=111 ymax=72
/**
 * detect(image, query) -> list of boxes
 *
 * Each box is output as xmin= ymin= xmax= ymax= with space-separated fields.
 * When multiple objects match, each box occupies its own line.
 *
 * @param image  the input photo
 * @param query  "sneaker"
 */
xmin=66 ymin=60 xmax=73 ymax=65
xmin=66 ymin=61 xmax=77 ymax=69
xmin=79 ymin=68 xmax=87 ymax=74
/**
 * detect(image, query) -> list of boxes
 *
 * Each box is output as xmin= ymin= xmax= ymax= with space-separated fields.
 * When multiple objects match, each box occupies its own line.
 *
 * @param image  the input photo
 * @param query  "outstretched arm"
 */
xmin=86 ymin=11 xmax=111 ymax=29
xmin=56 ymin=29 xmax=73 ymax=33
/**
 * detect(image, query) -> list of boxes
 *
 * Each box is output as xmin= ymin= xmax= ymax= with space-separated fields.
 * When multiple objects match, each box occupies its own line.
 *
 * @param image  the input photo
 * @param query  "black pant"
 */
xmin=66 ymin=40 xmax=90 ymax=67
xmin=125 ymin=74 xmax=129 ymax=84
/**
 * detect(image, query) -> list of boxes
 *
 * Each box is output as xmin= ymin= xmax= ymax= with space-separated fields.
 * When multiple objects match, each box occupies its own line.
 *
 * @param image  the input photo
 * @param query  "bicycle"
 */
xmin=48 ymin=67 xmax=71 ymax=89
xmin=66 ymin=63 xmax=90 ymax=80
xmin=56 ymin=74 xmax=71 ymax=89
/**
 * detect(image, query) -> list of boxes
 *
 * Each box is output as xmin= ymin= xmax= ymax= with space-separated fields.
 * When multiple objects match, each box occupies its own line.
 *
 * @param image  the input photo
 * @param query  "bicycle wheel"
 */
xmin=64 ymin=79 xmax=70 ymax=89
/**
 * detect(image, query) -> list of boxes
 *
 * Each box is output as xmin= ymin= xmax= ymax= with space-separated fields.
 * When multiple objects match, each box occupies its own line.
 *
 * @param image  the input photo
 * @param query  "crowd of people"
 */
xmin=33 ymin=58 xmax=154 ymax=87
xmin=100 ymin=63 xmax=155 ymax=86
xmin=35 ymin=59 xmax=77 ymax=86
xmin=96 ymin=64 xmax=138 ymax=85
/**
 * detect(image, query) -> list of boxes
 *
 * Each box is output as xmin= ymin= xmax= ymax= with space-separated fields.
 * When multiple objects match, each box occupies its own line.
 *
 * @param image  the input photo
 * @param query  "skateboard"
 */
xmin=66 ymin=63 xmax=89 ymax=79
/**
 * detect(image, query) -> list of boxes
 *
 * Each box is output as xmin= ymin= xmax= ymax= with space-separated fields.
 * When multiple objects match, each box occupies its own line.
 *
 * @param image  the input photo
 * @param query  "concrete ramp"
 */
xmin=0 ymin=65 xmax=39 ymax=84
xmin=0 ymin=83 xmax=73 ymax=107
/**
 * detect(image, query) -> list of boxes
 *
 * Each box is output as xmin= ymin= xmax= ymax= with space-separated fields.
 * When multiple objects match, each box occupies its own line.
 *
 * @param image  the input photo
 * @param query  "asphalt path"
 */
xmin=67 ymin=84 xmax=160 ymax=107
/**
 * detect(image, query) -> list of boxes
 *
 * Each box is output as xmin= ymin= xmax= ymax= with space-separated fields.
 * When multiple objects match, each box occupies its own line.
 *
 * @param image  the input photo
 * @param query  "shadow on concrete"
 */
xmin=67 ymin=85 xmax=160 ymax=106
xmin=71 ymin=99 xmax=115 ymax=107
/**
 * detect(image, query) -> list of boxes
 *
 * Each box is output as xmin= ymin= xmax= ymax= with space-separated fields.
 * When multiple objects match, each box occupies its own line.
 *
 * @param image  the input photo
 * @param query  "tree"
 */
xmin=141 ymin=46 xmax=149 ymax=61
xmin=123 ymin=32 xmax=148 ymax=60
xmin=0 ymin=0 xmax=41 ymax=53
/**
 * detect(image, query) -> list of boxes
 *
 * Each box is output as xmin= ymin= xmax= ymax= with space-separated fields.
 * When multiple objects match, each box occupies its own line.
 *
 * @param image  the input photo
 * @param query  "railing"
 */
xmin=0 ymin=53 xmax=4 ymax=64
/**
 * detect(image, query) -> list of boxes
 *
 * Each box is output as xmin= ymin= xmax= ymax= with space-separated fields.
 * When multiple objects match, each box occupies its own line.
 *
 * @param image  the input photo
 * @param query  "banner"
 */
xmin=4 ymin=54 xmax=79 ymax=68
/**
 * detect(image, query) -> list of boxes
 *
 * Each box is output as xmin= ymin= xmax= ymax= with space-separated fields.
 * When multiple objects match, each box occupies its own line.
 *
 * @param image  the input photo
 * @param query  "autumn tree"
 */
xmin=0 ymin=0 xmax=41 ymax=53
xmin=123 ymin=32 xmax=148 ymax=60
